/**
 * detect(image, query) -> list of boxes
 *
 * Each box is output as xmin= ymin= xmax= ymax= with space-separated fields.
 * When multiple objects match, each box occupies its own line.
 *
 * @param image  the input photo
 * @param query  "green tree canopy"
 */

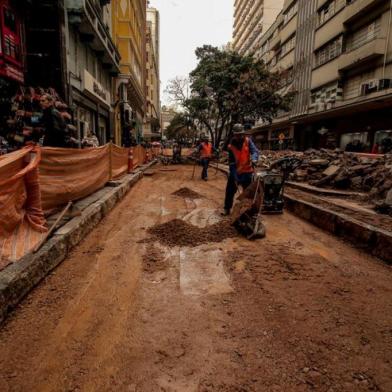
xmin=165 ymin=113 xmax=197 ymax=143
xmin=167 ymin=45 xmax=293 ymax=147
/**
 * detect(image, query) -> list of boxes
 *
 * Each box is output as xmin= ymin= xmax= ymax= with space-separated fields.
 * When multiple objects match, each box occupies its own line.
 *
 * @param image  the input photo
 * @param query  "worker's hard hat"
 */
xmin=233 ymin=124 xmax=245 ymax=134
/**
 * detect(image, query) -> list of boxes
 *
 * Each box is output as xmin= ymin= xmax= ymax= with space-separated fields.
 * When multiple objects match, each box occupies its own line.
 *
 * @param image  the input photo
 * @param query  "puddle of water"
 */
xmin=179 ymin=246 xmax=232 ymax=296
xmin=182 ymin=208 xmax=222 ymax=228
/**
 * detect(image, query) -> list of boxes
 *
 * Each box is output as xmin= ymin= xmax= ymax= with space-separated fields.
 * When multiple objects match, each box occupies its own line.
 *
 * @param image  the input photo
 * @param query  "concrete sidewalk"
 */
xmin=0 ymin=162 xmax=155 ymax=324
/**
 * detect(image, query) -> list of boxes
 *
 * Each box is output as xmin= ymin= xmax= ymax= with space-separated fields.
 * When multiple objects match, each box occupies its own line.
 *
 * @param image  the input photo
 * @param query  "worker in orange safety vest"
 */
xmin=222 ymin=123 xmax=259 ymax=215
xmin=197 ymin=134 xmax=216 ymax=181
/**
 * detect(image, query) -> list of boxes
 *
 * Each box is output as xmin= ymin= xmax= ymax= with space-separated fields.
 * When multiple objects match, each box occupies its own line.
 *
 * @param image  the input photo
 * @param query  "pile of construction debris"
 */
xmin=259 ymin=149 xmax=392 ymax=215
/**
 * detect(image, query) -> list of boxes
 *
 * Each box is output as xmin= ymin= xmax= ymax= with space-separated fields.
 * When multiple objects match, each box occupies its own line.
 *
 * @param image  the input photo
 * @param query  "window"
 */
xmin=280 ymin=35 xmax=296 ymax=58
xmin=344 ymin=18 xmax=381 ymax=52
xmin=314 ymin=36 xmax=343 ymax=67
xmin=283 ymin=1 xmax=298 ymax=24
xmin=318 ymin=0 xmax=346 ymax=25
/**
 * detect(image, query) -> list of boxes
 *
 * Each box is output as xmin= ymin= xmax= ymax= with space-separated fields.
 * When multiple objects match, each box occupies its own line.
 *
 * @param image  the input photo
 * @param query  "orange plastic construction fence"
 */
xmin=0 ymin=143 xmax=150 ymax=270
xmin=132 ymin=146 xmax=147 ymax=169
xmin=39 ymin=145 xmax=111 ymax=213
xmin=0 ymin=147 xmax=47 ymax=269
xmin=111 ymin=144 xmax=129 ymax=179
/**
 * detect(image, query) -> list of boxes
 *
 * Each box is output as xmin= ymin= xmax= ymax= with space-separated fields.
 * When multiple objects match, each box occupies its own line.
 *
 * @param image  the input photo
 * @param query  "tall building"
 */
xmin=112 ymin=0 xmax=147 ymax=146
xmin=248 ymin=0 xmax=392 ymax=152
xmin=66 ymin=0 xmax=120 ymax=145
xmin=144 ymin=7 xmax=161 ymax=140
xmin=233 ymin=0 xmax=284 ymax=55
xmin=160 ymin=106 xmax=176 ymax=140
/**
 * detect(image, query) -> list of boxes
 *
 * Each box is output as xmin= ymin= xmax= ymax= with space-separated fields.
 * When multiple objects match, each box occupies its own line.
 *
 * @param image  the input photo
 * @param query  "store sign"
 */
xmin=83 ymin=70 xmax=110 ymax=107
xmin=2 ymin=63 xmax=24 ymax=82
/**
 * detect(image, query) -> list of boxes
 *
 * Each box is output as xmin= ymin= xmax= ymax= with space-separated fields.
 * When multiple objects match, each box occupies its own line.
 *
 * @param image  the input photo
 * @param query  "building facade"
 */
xmin=144 ymin=7 xmax=160 ymax=140
xmin=160 ymin=106 xmax=176 ymax=140
xmin=233 ymin=0 xmax=284 ymax=55
xmin=247 ymin=0 xmax=392 ymax=152
xmin=112 ymin=0 xmax=147 ymax=146
xmin=65 ymin=0 xmax=120 ymax=145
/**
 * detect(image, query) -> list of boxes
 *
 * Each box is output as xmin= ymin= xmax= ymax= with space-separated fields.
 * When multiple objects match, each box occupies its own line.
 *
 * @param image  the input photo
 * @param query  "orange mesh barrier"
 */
xmin=152 ymin=147 xmax=161 ymax=157
xmin=39 ymin=146 xmax=110 ymax=213
xmin=162 ymin=148 xmax=173 ymax=157
xmin=0 ymin=143 xmax=150 ymax=269
xmin=111 ymin=144 xmax=129 ymax=179
xmin=132 ymin=146 xmax=146 ymax=169
xmin=182 ymin=148 xmax=193 ymax=157
xmin=0 ymin=147 xmax=47 ymax=270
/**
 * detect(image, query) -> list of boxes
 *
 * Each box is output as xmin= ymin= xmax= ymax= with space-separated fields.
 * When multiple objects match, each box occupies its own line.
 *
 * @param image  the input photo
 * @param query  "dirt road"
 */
xmin=1 ymin=165 xmax=392 ymax=392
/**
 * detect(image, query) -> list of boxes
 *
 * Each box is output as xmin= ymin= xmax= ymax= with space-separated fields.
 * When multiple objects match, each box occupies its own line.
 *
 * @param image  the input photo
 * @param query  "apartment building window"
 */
xmin=280 ymin=35 xmax=296 ymax=58
xmin=343 ymin=70 xmax=375 ymax=100
xmin=318 ymin=0 xmax=346 ymax=26
xmin=283 ymin=1 xmax=298 ymax=25
xmin=344 ymin=18 xmax=381 ymax=52
xmin=314 ymin=36 xmax=343 ymax=67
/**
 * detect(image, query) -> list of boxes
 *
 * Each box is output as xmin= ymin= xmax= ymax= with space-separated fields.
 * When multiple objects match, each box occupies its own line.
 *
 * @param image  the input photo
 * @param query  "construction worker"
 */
xmin=197 ymin=134 xmax=215 ymax=181
xmin=222 ymin=124 xmax=259 ymax=215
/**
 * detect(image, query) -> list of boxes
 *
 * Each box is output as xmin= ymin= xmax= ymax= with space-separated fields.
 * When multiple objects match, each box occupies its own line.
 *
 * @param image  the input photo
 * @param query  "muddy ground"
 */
xmin=0 ymin=165 xmax=392 ymax=392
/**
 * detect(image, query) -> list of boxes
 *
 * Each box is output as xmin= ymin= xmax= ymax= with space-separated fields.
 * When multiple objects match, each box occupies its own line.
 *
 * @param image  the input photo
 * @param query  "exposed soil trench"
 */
xmin=1 ymin=165 xmax=392 ymax=392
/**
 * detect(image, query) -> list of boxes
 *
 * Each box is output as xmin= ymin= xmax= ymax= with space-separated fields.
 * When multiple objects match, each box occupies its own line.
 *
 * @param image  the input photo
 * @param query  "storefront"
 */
xmin=71 ymin=70 xmax=111 ymax=145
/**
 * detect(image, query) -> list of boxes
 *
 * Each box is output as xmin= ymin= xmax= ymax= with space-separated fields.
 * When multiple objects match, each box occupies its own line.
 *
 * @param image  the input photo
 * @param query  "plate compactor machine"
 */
xmin=232 ymin=157 xmax=302 ymax=240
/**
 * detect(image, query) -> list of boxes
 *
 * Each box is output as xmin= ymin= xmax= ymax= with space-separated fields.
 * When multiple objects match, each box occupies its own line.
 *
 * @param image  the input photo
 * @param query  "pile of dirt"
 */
xmin=147 ymin=218 xmax=237 ymax=247
xmin=172 ymin=187 xmax=203 ymax=199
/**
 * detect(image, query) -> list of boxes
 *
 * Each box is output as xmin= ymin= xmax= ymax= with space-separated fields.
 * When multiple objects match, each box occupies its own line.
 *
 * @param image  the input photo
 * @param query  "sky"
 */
xmin=148 ymin=0 xmax=234 ymax=105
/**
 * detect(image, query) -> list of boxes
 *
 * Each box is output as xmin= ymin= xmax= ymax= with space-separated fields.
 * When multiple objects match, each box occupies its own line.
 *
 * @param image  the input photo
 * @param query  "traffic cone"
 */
xmin=128 ymin=148 xmax=134 ymax=173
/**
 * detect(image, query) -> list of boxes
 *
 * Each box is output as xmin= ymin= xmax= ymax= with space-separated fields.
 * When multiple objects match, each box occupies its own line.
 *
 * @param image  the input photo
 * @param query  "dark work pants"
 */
xmin=224 ymin=173 xmax=253 ymax=211
xmin=201 ymin=158 xmax=210 ymax=179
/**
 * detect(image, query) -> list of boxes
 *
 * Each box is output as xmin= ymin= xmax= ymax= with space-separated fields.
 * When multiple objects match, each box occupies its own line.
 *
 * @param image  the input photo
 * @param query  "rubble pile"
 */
xmin=258 ymin=149 xmax=392 ymax=215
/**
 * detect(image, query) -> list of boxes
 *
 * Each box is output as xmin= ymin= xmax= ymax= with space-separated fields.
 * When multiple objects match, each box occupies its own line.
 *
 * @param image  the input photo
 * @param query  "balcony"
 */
xmin=343 ymin=0 xmax=385 ymax=24
xmin=338 ymin=38 xmax=385 ymax=71
xmin=66 ymin=0 xmax=120 ymax=73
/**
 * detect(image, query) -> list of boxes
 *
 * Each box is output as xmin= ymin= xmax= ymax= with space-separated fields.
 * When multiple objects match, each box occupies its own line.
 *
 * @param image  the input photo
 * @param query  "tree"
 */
xmin=167 ymin=45 xmax=293 ymax=147
xmin=165 ymin=113 xmax=197 ymax=144
xmin=164 ymin=76 xmax=191 ymax=108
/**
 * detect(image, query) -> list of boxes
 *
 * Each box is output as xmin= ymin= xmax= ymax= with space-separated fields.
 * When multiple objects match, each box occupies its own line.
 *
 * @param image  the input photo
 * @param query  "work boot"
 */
xmin=221 ymin=208 xmax=230 ymax=216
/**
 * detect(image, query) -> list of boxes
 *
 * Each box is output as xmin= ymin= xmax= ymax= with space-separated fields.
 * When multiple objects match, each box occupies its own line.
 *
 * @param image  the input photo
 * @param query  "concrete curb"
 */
xmin=285 ymin=194 xmax=392 ymax=264
xmin=0 ymin=162 xmax=156 ymax=324
xmin=215 ymin=164 xmax=391 ymax=264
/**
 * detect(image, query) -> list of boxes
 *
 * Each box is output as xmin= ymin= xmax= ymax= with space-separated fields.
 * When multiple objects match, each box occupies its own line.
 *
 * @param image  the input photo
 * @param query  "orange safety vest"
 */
xmin=228 ymin=137 xmax=253 ymax=174
xmin=200 ymin=142 xmax=213 ymax=158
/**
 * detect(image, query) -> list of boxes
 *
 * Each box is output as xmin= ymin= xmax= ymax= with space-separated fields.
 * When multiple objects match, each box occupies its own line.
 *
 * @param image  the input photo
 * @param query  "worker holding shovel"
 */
xmin=222 ymin=124 xmax=259 ymax=216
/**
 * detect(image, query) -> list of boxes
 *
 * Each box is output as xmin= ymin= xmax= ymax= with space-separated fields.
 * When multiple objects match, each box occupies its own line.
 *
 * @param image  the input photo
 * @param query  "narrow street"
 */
xmin=1 ymin=165 xmax=392 ymax=392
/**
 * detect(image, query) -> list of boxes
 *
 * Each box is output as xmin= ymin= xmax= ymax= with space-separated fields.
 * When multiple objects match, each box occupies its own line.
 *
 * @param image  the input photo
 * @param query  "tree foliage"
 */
xmin=165 ymin=113 xmax=197 ymax=143
xmin=166 ymin=45 xmax=293 ymax=147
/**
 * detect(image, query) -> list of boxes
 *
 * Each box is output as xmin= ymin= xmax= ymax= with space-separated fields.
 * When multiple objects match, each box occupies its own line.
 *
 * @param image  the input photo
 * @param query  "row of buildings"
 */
xmin=0 ymin=0 xmax=160 ymax=147
xmin=233 ymin=0 xmax=392 ymax=152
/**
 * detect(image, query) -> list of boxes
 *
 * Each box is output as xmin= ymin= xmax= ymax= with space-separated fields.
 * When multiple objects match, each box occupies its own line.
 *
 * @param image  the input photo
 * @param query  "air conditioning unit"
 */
xmin=379 ymin=78 xmax=392 ymax=90
xmin=367 ymin=79 xmax=378 ymax=92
